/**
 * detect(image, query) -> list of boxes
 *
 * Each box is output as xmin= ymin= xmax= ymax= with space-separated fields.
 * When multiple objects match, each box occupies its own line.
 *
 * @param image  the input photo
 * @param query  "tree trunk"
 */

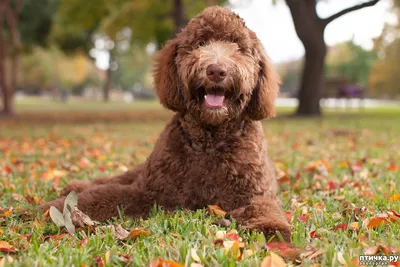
xmin=296 ymin=39 xmax=326 ymax=116
xmin=0 ymin=0 xmax=21 ymax=116
xmin=286 ymin=0 xmax=326 ymax=116
xmin=172 ymin=0 xmax=186 ymax=34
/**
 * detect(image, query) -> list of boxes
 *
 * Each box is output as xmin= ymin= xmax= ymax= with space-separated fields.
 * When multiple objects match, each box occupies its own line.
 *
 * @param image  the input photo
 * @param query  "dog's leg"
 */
xmin=229 ymin=196 xmax=291 ymax=242
xmin=60 ymin=164 xmax=144 ymax=196
xmin=42 ymin=183 xmax=153 ymax=221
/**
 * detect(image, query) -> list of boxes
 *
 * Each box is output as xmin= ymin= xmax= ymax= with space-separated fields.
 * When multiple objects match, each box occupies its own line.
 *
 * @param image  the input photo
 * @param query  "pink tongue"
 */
xmin=205 ymin=94 xmax=224 ymax=107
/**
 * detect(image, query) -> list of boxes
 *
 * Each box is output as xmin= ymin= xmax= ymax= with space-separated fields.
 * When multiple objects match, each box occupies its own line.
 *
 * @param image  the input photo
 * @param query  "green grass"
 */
xmin=0 ymin=100 xmax=399 ymax=266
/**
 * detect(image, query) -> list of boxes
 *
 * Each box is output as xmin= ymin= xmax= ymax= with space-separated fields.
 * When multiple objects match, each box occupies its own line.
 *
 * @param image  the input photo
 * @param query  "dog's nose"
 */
xmin=206 ymin=64 xmax=227 ymax=83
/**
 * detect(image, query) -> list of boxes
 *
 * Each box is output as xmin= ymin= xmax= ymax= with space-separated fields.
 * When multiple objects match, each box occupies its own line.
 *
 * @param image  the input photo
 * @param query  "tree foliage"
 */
xmin=326 ymin=40 xmax=377 ymax=86
xmin=368 ymin=0 xmax=400 ymax=98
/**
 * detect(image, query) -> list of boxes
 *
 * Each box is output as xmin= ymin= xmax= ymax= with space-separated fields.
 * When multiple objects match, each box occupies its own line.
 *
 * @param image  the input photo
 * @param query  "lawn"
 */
xmin=0 ymin=99 xmax=399 ymax=266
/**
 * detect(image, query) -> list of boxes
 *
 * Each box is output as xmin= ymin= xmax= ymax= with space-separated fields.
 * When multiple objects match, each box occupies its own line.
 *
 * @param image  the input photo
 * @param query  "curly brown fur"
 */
xmin=41 ymin=6 xmax=291 ymax=242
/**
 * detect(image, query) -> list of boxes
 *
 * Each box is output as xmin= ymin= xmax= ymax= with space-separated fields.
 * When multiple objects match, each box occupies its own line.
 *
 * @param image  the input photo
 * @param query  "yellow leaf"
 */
xmin=332 ymin=195 xmax=345 ymax=201
xmin=0 ymin=210 xmax=12 ymax=218
xmin=261 ymin=252 xmax=286 ymax=267
xmin=105 ymin=250 xmax=111 ymax=264
xmin=0 ymin=256 xmax=13 ymax=267
xmin=350 ymin=222 xmax=359 ymax=231
xmin=190 ymin=249 xmax=201 ymax=262
xmin=207 ymin=205 xmax=226 ymax=217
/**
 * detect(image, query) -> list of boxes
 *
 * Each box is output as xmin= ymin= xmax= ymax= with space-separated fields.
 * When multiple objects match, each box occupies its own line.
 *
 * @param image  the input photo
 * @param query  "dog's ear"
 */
xmin=153 ymin=38 xmax=185 ymax=112
xmin=246 ymin=39 xmax=280 ymax=120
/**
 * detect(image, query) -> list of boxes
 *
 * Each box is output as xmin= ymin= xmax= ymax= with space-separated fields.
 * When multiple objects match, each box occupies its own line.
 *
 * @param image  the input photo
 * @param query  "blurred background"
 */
xmin=0 ymin=0 xmax=399 ymax=118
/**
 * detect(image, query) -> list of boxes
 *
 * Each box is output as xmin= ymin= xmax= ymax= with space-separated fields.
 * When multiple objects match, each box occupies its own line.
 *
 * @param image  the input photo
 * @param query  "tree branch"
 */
xmin=323 ymin=0 xmax=381 ymax=26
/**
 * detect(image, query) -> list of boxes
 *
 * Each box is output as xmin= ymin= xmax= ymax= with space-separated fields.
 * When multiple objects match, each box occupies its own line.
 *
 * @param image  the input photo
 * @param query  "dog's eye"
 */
xmin=198 ymin=41 xmax=206 ymax=47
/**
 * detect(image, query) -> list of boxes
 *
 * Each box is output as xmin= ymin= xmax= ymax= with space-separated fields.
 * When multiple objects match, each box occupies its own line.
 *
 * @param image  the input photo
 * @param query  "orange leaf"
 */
xmin=149 ymin=257 xmax=184 ymax=267
xmin=0 ymin=209 xmax=12 ymax=218
xmin=261 ymin=252 xmax=286 ymax=267
xmin=389 ymin=194 xmax=400 ymax=202
xmin=0 ymin=241 xmax=15 ymax=254
xmin=129 ymin=228 xmax=151 ymax=239
xmin=207 ymin=205 xmax=226 ymax=217
xmin=388 ymin=164 xmax=398 ymax=172
xmin=366 ymin=215 xmax=389 ymax=229
xmin=332 ymin=195 xmax=345 ymax=201
xmin=284 ymin=211 xmax=293 ymax=222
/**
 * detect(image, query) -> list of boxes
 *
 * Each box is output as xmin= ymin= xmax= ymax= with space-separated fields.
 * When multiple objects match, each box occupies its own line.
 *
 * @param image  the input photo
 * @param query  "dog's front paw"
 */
xmin=39 ymin=197 xmax=65 ymax=213
xmin=60 ymin=180 xmax=90 ymax=196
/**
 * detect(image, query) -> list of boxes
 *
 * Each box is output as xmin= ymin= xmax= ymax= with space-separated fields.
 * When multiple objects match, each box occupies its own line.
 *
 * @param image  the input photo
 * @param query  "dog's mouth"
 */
xmin=204 ymin=92 xmax=225 ymax=108
xmin=197 ymin=87 xmax=226 ymax=109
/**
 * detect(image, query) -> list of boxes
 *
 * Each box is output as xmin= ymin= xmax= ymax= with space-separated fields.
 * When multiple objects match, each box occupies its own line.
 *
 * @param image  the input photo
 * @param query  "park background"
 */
xmin=0 ymin=0 xmax=400 ymax=267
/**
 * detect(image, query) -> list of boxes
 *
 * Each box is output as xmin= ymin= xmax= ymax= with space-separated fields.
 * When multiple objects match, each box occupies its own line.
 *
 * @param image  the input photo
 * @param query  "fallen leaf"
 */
xmin=11 ymin=193 xmax=26 ymax=202
xmin=105 ymin=250 xmax=110 ymax=264
xmin=332 ymin=195 xmax=345 ymax=201
xmin=129 ymin=228 xmax=151 ymax=239
xmin=149 ymin=257 xmax=184 ymax=267
xmin=64 ymin=208 xmax=75 ymax=235
xmin=284 ymin=211 xmax=293 ymax=222
xmin=115 ymin=254 xmax=132 ymax=263
xmin=365 ymin=245 xmax=388 ymax=256
xmin=225 ymin=230 xmax=240 ymax=241
xmin=350 ymin=222 xmax=359 ymax=231
xmin=297 ymin=216 xmax=308 ymax=223
xmin=95 ymin=256 xmax=104 ymax=267
xmin=304 ymin=249 xmax=325 ymax=260
xmin=49 ymin=206 xmax=65 ymax=227
xmin=365 ymin=214 xmax=389 ymax=229
xmin=207 ymin=205 xmax=226 ymax=217
xmin=333 ymin=224 xmax=348 ymax=232
xmin=224 ymin=241 xmax=241 ymax=259
xmin=261 ymin=252 xmax=286 ymax=267
xmin=309 ymin=230 xmax=321 ymax=239
xmin=0 ymin=241 xmax=15 ymax=254
xmin=245 ymin=249 xmax=253 ymax=257
xmin=389 ymin=194 xmax=400 ymax=202
xmin=63 ymin=191 xmax=78 ymax=214
xmin=0 ymin=256 xmax=13 ymax=267
xmin=388 ymin=164 xmax=398 ymax=172
xmin=190 ymin=249 xmax=201 ymax=262
xmin=215 ymin=230 xmax=226 ymax=241
xmin=71 ymin=206 xmax=95 ymax=228
xmin=114 ymin=224 xmax=130 ymax=240
xmin=0 ymin=209 xmax=12 ymax=218
xmin=266 ymin=242 xmax=302 ymax=261
xmin=337 ymin=252 xmax=347 ymax=265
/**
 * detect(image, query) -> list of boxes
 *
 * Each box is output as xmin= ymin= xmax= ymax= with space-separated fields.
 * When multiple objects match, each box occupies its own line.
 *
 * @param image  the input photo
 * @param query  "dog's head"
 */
xmin=153 ymin=6 xmax=280 ymax=125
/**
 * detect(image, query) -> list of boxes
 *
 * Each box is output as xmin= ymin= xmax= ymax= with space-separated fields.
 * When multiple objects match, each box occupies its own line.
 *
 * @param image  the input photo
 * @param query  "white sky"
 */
xmin=95 ymin=0 xmax=394 ymax=69
xmin=231 ymin=0 xmax=394 ymax=63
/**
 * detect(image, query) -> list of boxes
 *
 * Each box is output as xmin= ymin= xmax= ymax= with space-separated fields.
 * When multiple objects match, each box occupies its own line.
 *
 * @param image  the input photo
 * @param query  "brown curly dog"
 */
xmin=41 ymin=6 xmax=291 ymax=242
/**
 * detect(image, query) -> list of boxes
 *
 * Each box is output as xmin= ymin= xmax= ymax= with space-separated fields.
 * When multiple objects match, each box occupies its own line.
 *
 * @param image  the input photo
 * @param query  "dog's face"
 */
xmin=154 ymin=6 xmax=280 ymax=125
